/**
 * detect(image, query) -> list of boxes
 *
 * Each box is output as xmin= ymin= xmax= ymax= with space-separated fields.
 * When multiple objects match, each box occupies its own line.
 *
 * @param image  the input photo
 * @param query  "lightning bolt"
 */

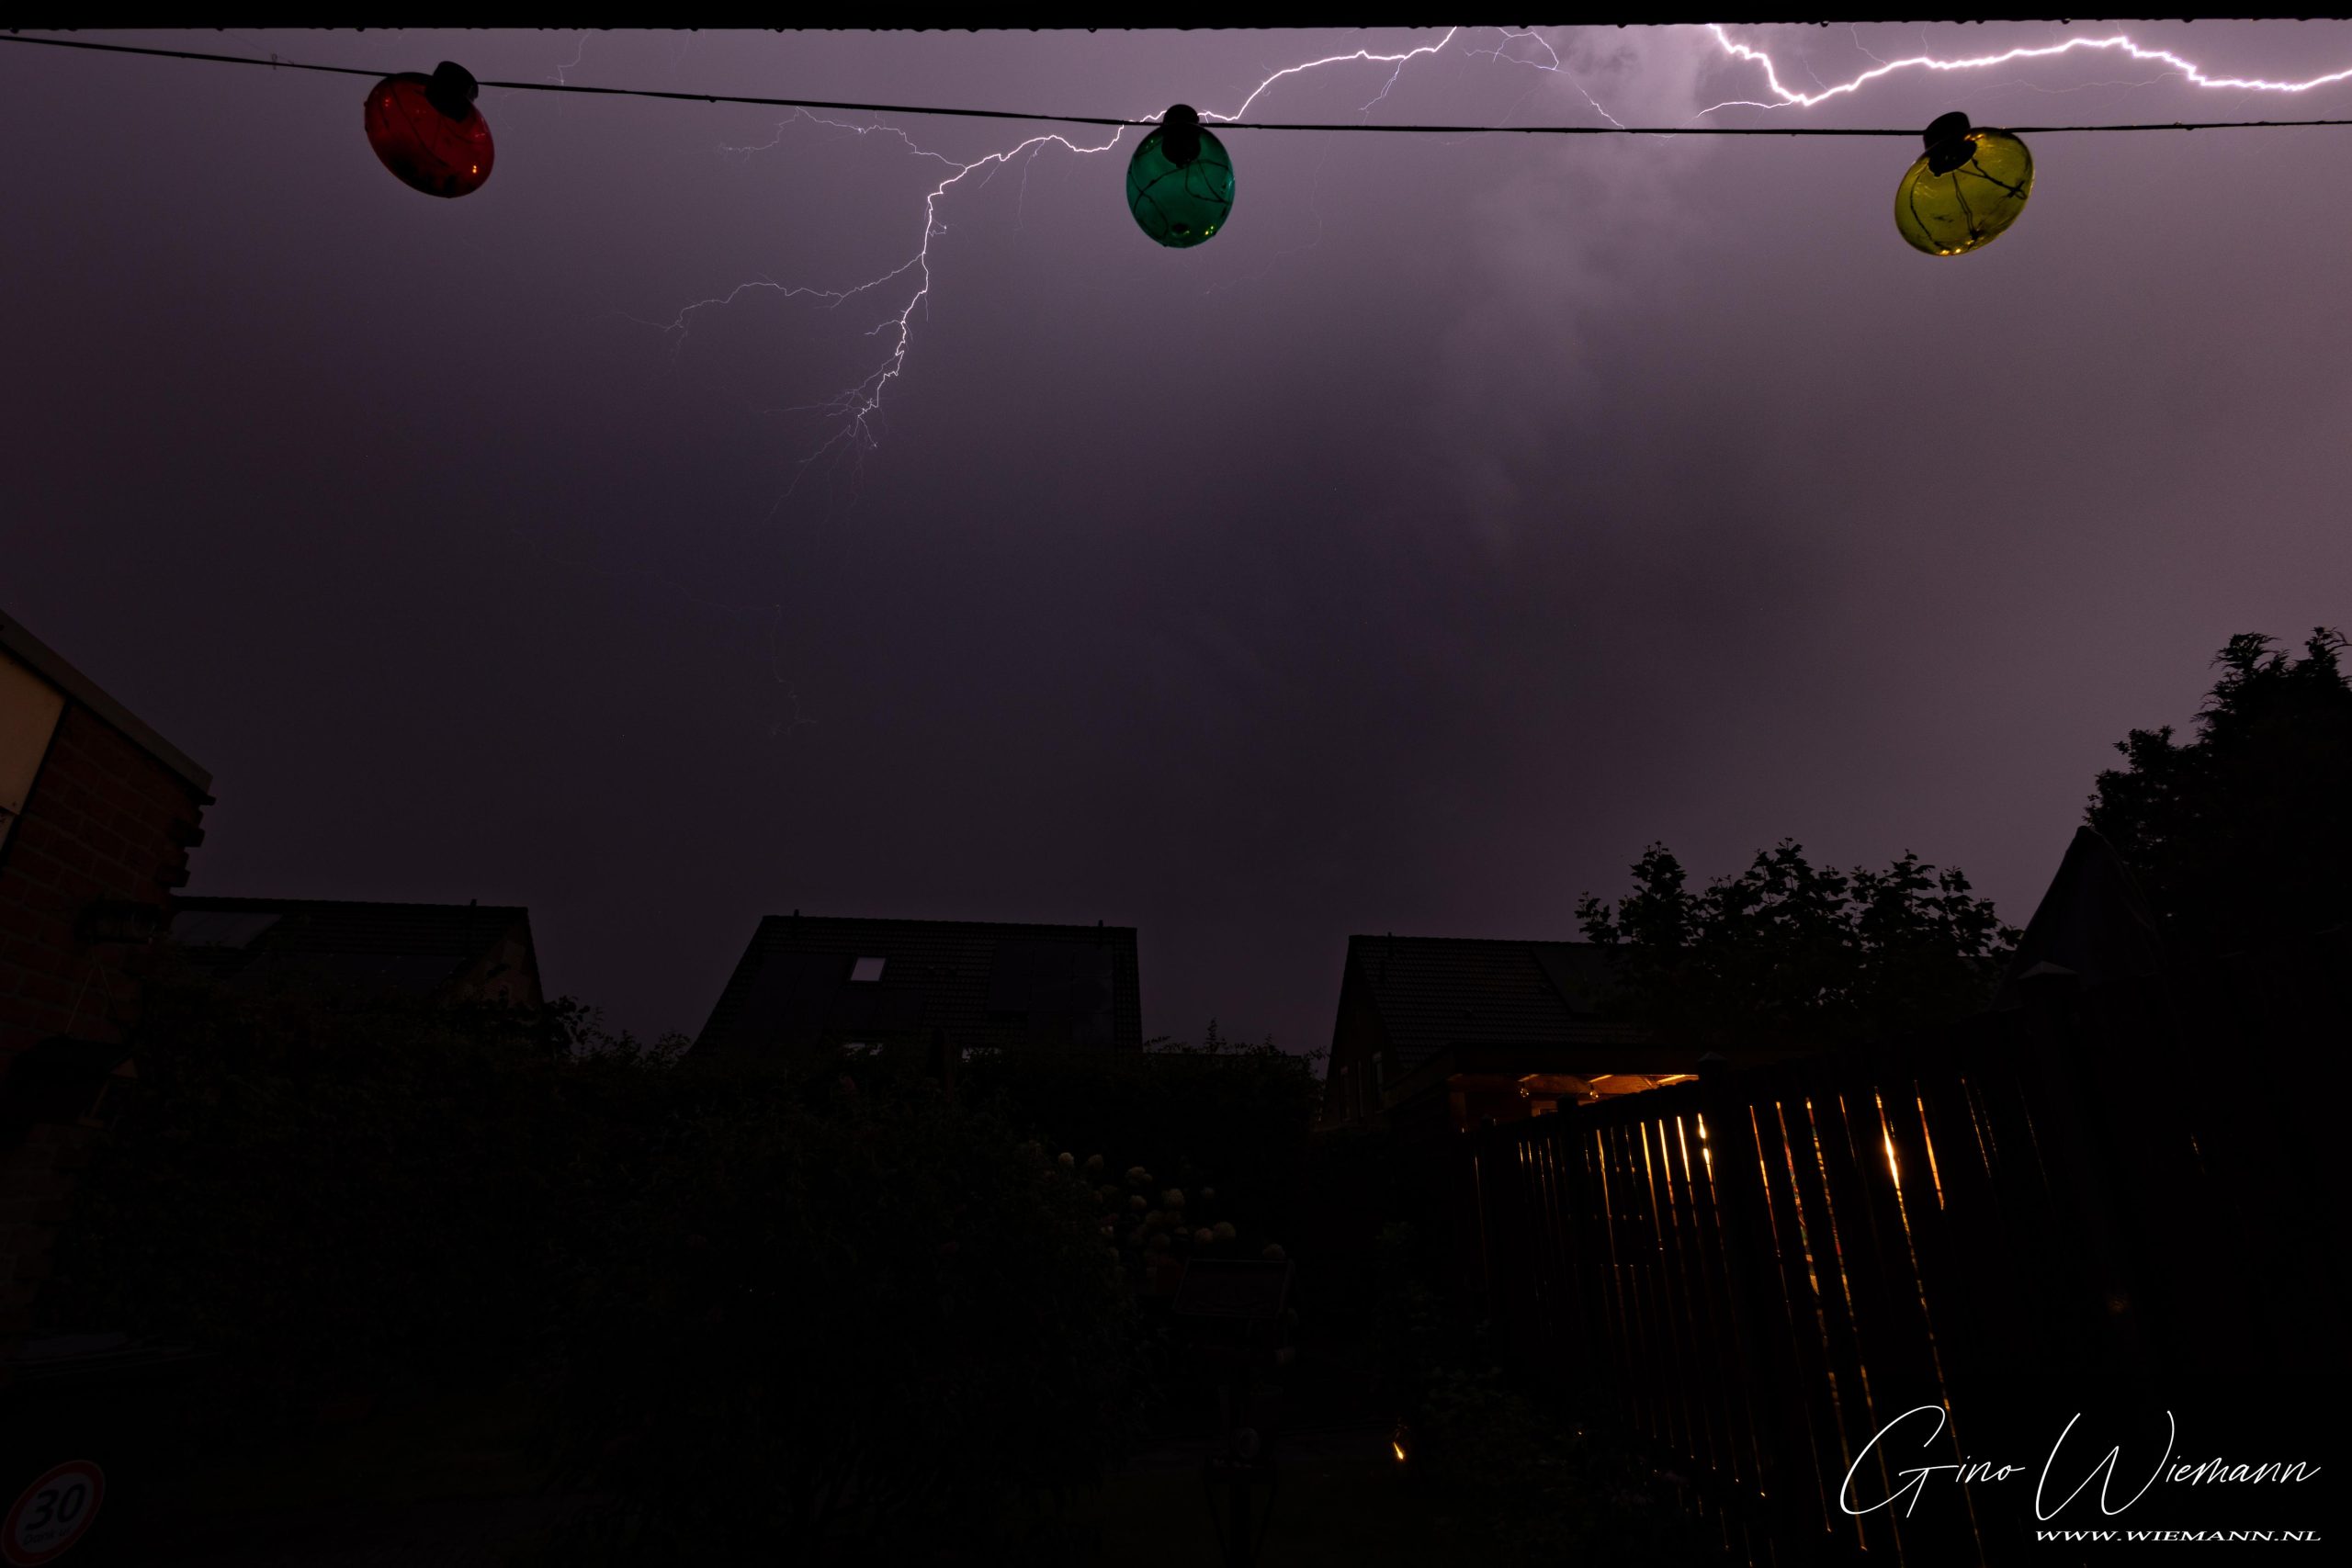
xmin=666 ymin=115 xmax=1131 ymax=476
xmin=1702 ymin=21 xmax=2352 ymax=114
xmin=551 ymin=33 xmax=587 ymax=85
xmin=660 ymin=24 xmax=2352 ymax=472
xmin=658 ymin=27 xmax=1624 ymax=471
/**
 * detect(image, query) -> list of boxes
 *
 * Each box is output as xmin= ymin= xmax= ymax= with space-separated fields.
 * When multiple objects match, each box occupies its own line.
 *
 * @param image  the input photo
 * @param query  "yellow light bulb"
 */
xmin=1894 ymin=127 xmax=2034 ymax=257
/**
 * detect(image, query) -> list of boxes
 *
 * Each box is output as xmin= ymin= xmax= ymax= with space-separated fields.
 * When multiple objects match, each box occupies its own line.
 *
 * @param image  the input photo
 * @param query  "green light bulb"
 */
xmin=1127 ymin=105 xmax=1234 ymax=249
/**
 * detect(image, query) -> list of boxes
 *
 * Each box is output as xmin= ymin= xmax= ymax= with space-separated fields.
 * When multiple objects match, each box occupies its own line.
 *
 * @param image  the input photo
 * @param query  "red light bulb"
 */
xmin=363 ymin=62 xmax=493 ymax=199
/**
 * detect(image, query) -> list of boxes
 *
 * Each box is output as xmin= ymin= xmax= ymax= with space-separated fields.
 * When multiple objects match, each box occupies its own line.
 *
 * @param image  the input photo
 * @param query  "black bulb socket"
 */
xmin=1159 ymin=104 xmax=1203 ymax=168
xmin=425 ymin=62 xmax=481 ymax=122
xmin=1923 ymin=110 xmax=1974 ymax=175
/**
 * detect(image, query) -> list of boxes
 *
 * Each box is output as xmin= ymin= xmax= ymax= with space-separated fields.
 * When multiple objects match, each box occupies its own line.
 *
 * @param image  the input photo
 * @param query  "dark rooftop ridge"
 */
xmin=759 ymin=913 xmax=1135 ymax=935
xmin=1 ymin=608 xmax=212 ymax=795
xmin=175 ymin=895 xmax=527 ymax=918
xmin=1348 ymin=931 xmax=1589 ymax=945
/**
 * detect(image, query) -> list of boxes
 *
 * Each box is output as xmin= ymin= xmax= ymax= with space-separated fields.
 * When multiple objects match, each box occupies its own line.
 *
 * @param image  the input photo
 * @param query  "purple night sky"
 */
xmin=6 ymin=26 xmax=2347 ymax=1050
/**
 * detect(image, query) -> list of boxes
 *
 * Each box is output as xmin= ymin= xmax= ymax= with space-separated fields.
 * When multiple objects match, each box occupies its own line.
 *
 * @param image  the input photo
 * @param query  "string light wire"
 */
xmin=7 ymin=30 xmax=2352 ymax=137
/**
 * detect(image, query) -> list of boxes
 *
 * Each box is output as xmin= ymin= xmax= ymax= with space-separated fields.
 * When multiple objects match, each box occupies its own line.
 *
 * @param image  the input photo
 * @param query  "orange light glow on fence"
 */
xmin=1917 ymin=1093 xmax=1948 ymax=1207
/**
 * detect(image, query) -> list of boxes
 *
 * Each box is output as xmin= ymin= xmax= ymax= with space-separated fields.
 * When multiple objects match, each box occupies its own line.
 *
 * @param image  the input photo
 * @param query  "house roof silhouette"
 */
xmin=695 ymin=914 xmax=1141 ymax=1060
xmin=1991 ymin=826 xmax=2167 ymax=1008
xmin=168 ymin=896 xmax=540 ymax=1005
xmin=1340 ymin=933 xmax=1629 ymax=1077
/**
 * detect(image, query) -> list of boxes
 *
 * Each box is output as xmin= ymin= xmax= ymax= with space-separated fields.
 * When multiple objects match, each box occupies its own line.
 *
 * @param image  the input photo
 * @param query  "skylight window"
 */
xmin=849 ymin=956 xmax=886 ymax=983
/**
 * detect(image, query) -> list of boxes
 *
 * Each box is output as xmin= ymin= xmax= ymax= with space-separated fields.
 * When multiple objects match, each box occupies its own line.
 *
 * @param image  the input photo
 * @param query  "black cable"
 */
xmin=6 ymin=30 xmax=2352 ymax=136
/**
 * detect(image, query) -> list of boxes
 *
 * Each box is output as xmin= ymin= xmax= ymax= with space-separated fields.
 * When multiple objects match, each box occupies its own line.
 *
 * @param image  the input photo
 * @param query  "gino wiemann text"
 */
xmin=1841 ymin=1407 xmax=2321 ymax=1521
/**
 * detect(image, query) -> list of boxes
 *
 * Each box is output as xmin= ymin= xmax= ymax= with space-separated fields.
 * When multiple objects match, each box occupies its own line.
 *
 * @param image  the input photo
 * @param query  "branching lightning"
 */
xmin=664 ymin=114 xmax=1130 ymax=472
xmin=657 ymin=28 xmax=1563 ymax=469
xmin=659 ymin=24 xmax=2352 ymax=470
xmin=1702 ymin=22 xmax=2352 ymax=115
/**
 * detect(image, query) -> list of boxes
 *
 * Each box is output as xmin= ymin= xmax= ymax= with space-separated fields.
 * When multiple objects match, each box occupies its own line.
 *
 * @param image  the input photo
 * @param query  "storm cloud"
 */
xmin=6 ymin=25 xmax=2346 ymax=1048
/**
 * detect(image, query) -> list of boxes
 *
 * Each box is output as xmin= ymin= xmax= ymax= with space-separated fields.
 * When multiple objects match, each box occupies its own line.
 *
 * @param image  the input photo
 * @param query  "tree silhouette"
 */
xmin=1576 ymin=841 xmax=2017 ymax=1050
xmin=2087 ymin=626 xmax=2351 ymax=954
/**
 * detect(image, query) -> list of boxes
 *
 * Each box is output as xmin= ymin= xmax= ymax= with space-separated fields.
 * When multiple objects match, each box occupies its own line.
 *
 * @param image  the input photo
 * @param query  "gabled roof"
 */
xmin=1992 ymin=826 xmax=2167 ymax=1008
xmin=1342 ymin=933 xmax=1627 ymax=1076
xmin=695 ymin=915 xmax=1141 ymax=1059
xmin=168 ymin=896 xmax=534 ymax=1001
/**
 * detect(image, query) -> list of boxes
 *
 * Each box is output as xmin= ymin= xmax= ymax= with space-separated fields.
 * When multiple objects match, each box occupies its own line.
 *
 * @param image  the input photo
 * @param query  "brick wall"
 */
xmin=0 ymin=698 xmax=209 ymax=1359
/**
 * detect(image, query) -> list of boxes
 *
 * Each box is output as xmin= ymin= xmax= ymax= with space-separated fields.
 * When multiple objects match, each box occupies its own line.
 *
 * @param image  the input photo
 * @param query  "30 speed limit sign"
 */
xmin=3 ymin=1461 xmax=104 ymax=1566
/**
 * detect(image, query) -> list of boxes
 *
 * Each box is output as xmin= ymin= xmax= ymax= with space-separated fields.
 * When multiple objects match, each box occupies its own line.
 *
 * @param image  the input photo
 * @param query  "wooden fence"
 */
xmin=1447 ymin=931 xmax=2349 ymax=1564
